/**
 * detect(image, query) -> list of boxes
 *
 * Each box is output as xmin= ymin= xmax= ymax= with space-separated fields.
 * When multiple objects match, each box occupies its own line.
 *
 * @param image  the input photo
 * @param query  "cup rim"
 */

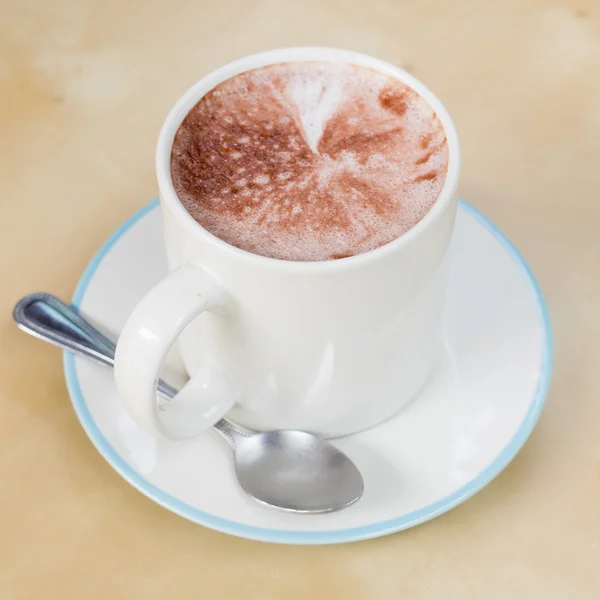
xmin=156 ymin=46 xmax=460 ymax=272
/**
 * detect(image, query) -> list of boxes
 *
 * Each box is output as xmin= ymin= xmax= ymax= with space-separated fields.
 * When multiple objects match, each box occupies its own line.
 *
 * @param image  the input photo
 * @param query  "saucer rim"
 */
xmin=63 ymin=198 xmax=553 ymax=545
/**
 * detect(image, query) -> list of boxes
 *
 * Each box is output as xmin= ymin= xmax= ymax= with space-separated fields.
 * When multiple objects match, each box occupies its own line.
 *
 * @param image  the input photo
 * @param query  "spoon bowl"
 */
xmin=216 ymin=423 xmax=363 ymax=513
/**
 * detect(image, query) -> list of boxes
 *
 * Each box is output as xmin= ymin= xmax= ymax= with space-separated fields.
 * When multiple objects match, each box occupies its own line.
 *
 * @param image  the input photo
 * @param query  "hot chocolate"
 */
xmin=170 ymin=61 xmax=449 ymax=261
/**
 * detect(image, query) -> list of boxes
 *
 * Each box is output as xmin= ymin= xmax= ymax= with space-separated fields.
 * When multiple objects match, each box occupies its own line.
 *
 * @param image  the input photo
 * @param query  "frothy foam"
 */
xmin=170 ymin=62 xmax=449 ymax=261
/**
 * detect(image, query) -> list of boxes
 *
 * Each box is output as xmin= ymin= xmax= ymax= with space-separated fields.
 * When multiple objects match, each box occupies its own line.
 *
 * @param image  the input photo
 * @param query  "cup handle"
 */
xmin=114 ymin=264 xmax=236 ymax=439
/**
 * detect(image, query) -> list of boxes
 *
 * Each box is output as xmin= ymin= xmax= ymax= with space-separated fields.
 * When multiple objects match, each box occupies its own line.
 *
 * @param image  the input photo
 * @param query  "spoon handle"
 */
xmin=13 ymin=293 xmax=177 ymax=400
xmin=13 ymin=293 xmax=248 ymax=438
xmin=213 ymin=417 xmax=250 ymax=445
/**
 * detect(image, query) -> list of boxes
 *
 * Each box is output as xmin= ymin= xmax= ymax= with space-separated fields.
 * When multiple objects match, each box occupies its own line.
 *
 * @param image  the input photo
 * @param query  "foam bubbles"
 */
xmin=170 ymin=62 xmax=449 ymax=261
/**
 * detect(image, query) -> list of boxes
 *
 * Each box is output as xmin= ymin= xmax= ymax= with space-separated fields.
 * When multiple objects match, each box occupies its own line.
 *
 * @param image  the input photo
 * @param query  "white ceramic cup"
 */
xmin=114 ymin=47 xmax=460 ymax=440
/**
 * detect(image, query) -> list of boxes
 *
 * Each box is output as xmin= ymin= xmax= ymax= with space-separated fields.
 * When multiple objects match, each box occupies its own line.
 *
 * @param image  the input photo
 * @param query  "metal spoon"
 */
xmin=13 ymin=293 xmax=364 ymax=513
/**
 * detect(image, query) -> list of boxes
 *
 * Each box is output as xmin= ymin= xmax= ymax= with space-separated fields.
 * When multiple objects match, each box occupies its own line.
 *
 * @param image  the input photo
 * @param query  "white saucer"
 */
xmin=64 ymin=199 xmax=552 ymax=545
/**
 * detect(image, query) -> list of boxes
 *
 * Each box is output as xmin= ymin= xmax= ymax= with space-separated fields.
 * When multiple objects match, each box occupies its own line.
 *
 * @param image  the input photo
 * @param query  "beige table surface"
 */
xmin=1 ymin=0 xmax=599 ymax=598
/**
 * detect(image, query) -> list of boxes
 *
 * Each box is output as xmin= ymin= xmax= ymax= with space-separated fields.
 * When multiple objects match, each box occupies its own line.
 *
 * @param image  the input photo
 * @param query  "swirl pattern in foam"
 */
xmin=170 ymin=62 xmax=449 ymax=261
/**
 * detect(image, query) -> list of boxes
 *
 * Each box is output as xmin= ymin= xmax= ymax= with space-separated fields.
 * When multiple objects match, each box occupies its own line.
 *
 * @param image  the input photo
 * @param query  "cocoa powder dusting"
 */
xmin=170 ymin=62 xmax=449 ymax=261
